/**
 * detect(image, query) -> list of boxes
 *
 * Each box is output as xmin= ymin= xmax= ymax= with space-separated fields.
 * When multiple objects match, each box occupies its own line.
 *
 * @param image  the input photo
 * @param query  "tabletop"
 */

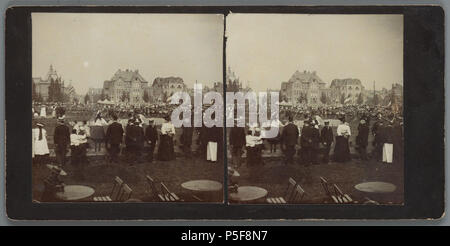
xmin=56 ymin=185 xmax=95 ymax=201
xmin=181 ymin=180 xmax=223 ymax=192
xmin=354 ymin=182 xmax=397 ymax=193
xmin=229 ymin=186 xmax=268 ymax=202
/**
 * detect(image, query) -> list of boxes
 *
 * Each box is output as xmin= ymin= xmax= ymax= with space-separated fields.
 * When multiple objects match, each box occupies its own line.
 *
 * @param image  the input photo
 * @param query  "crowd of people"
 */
xmin=229 ymin=104 xmax=403 ymax=168
xmin=32 ymin=107 xmax=224 ymax=177
xmin=32 ymin=101 xmax=403 ymax=176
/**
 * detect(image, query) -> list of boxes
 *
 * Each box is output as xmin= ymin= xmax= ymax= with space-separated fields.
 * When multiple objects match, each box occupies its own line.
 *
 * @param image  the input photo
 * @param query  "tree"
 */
xmin=143 ymin=90 xmax=150 ymax=103
xmin=320 ymin=92 xmax=327 ymax=104
xmin=35 ymin=92 xmax=43 ymax=102
xmin=373 ymin=94 xmax=380 ymax=105
xmin=32 ymin=81 xmax=37 ymax=101
xmin=357 ymin=93 xmax=364 ymax=105
xmin=120 ymin=91 xmax=129 ymax=102
xmin=100 ymin=90 xmax=106 ymax=101
xmin=84 ymin=93 xmax=90 ymax=104
xmin=340 ymin=93 xmax=346 ymax=104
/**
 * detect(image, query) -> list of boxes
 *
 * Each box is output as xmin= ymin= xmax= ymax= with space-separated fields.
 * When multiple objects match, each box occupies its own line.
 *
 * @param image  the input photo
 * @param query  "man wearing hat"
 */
xmin=320 ymin=120 xmax=334 ymax=163
xmin=53 ymin=118 xmax=71 ymax=167
xmin=105 ymin=114 xmax=124 ymax=163
xmin=356 ymin=118 xmax=370 ymax=160
xmin=280 ymin=115 xmax=299 ymax=165
xmin=300 ymin=120 xmax=313 ymax=165
xmin=180 ymin=118 xmax=194 ymax=158
xmin=145 ymin=119 xmax=158 ymax=162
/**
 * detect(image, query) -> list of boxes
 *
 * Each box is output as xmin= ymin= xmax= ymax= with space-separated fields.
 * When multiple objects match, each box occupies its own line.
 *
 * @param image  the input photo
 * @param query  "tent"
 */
xmin=97 ymin=99 xmax=115 ymax=105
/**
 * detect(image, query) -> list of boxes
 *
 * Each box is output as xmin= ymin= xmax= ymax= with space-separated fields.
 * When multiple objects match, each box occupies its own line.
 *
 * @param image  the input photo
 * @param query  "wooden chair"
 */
xmin=332 ymin=184 xmax=353 ymax=204
xmin=290 ymin=184 xmax=306 ymax=203
xmin=116 ymin=184 xmax=133 ymax=202
xmin=145 ymin=175 xmax=162 ymax=200
xmin=159 ymin=182 xmax=181 ymax=202
xmin=320 ymin=176 xmax=353 ymax=204
xmin=93 ymin=176 xmax=123 ymax=202
xmin=266 ymin=177 xmax=297 ymax=204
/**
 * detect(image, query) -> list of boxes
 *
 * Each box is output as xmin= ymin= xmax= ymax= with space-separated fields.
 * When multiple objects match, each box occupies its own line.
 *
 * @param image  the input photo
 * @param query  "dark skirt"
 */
xmin=158 ymin=135 xmax=174 ymax=161
xmin=90 ymin=126 xmax=105 ymax=141
xmin=334 ymin=136 xmax=351 ymax=162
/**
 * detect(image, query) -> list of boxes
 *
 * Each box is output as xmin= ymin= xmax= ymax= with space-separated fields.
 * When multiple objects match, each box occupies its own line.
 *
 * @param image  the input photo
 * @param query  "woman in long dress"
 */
xmin=157 ymin=116 xmax=175 ymax=161
xmin=32 ymin=122 xmax=50 ymax=165
xmin=91 ymin=112 xmax=108 ymax=152
xmin=334 ymin=116 xmax=351 ymax=162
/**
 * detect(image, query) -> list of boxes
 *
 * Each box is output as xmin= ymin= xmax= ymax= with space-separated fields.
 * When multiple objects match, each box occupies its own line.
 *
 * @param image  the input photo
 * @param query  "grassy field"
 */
xmin=32 ymin=155 xmax=224 ymax=202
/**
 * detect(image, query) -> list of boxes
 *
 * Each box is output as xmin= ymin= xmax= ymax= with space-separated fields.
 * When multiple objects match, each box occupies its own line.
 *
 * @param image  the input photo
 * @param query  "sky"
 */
xmin=226 ymin=14 xmax=403 ymax=92
xmin=32 ymin=13 xmax=224 ymax=95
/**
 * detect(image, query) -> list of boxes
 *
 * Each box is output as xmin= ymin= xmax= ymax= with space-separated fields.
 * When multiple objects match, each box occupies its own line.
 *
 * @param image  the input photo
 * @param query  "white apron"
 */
xmin=32 ymin=128 xmax=50 ymax=155
xmin=40 ymin=107 xmax=46 ymax=117
xmin=207 ymin=142 xmax=218 ymax=162
xmin=382 ymin=143 xmax=393 ymax=163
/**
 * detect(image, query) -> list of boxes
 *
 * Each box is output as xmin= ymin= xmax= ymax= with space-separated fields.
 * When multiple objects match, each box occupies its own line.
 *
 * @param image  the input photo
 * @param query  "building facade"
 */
xmin=151 ymin=76 xmax=186 ymax=102
xmin=329 ymin=78 xmax=365 ymax=104
xmin=32 ymin=65 xmax=64 ymax=101
xmin=103 ymin=69 xmax=149 ymax=104
xmin=280 ymin=70 xmax=328 ymax=106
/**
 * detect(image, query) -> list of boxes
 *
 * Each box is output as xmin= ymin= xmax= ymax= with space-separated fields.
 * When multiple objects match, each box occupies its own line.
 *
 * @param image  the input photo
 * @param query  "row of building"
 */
xmin=279 ymin=70 xmax=403 ymax=106
xmin=32 ymin=65 xmax=76 ymax=102
xmin=33 ymin=65 xmax=402 ymax=106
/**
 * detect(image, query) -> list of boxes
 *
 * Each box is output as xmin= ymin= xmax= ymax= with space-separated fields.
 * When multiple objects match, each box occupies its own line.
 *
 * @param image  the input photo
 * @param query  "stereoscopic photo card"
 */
xmin=5 ymin=6 xmax=444 ymax=220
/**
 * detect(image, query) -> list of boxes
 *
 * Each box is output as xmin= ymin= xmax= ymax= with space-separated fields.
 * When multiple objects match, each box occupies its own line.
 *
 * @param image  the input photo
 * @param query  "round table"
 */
xmin=229 ymin=186 xmax=268 ymax=203
xmin=354 ymin=182 xmax=396 ymax=193
xmin=181 ymin=180 xmax=223 ymax=192
xmin=56 ymin=185 xmax=95 ymax=201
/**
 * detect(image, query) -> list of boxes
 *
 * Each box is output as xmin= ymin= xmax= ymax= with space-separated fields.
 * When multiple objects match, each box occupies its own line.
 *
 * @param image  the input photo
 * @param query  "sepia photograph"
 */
xmin=226 ymin=14 xmax=404 ymax=205
xmin=31 ymin=13 xmax=225 ymax=203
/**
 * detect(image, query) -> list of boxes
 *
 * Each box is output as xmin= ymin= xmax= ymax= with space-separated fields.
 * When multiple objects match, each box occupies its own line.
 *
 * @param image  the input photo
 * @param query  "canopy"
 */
xmin=97 ymin=99 xmax=115 ymax=105
xmin=279 ymin=101 xmax=292 ymax=106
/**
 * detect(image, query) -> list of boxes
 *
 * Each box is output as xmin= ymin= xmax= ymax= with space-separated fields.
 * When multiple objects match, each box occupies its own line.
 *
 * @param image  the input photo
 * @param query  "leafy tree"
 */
xmin=373 ymin=94 xmax=380 ymax=105
xmin=120 ymin=91 xmax=129 ymax=102
xmin=357 ymin=93 xmax=364 ymax=105
xmin=32 ymin=81 xmax=37 ymax=101
xmin=84 ymin=93 xmax=90 ymax=104
xmin=320 ymin=92 xmax=327 ymax=104
xmin=35 ymin=92 xmax=43 ymax=102
xmin=100 ymin=90 xmax=106 ymax=101
xmin=340 ymin=93 xmax=346 ymax=104
xmin=143 ymin=90 xmax=150 ymax=103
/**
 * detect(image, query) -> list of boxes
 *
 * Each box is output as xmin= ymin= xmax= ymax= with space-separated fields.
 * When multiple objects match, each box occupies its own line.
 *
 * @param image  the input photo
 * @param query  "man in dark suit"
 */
xmin=229 ymin=119 xmax=246 ymax=168
xmin=356 ymin=119 xmax=370 ymax=160
xmin=53 ymin=118 xmax=70 ymax=167
xmin=320 ymin=121 xmax=334 ymax=163
xmin=180 ymin=121 xmax=194 ymax=158
xmin=310 ymin=120 xmax=321 ymax=165
xmin=105 ymin=114 xmax=124 ymax=163
xmin=280 ymin=115 xmax=299 ymax=165
xmin=128 ymin=120 xmax=144 ymax=165
xmin=145 ymin=119 xmax=158 ymax=162
xmin=300 ymin=120 xmax=313 ymax=165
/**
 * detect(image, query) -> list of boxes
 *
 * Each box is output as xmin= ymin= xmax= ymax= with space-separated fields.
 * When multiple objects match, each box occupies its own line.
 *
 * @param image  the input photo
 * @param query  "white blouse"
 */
xmin=161 ymin=122 xmax=175 ymax=135
xmin=337 ymin=123 xmax=351 ymax=136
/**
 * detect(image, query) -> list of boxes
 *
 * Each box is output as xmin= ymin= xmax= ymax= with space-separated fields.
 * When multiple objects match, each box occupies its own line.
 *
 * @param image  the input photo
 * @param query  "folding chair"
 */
xmin=93 ymin=176 xmax=123 ymax=202
xmin=266 ymin=177 xmax=297 ymax=204
xmin=116 ymin=184 xmax=133 ymax=202
xmin=145 ymin=175 xmax=162 ymax=200
xmin=332 ymin=184 xmax=353 ymax=204
xmin=159 ymin=182 xmax=181 ymax=202
xmin=320 ymin=176 xmax=340 ymax=203
xmin=291 ymin=184 xmax=306 ymax=203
